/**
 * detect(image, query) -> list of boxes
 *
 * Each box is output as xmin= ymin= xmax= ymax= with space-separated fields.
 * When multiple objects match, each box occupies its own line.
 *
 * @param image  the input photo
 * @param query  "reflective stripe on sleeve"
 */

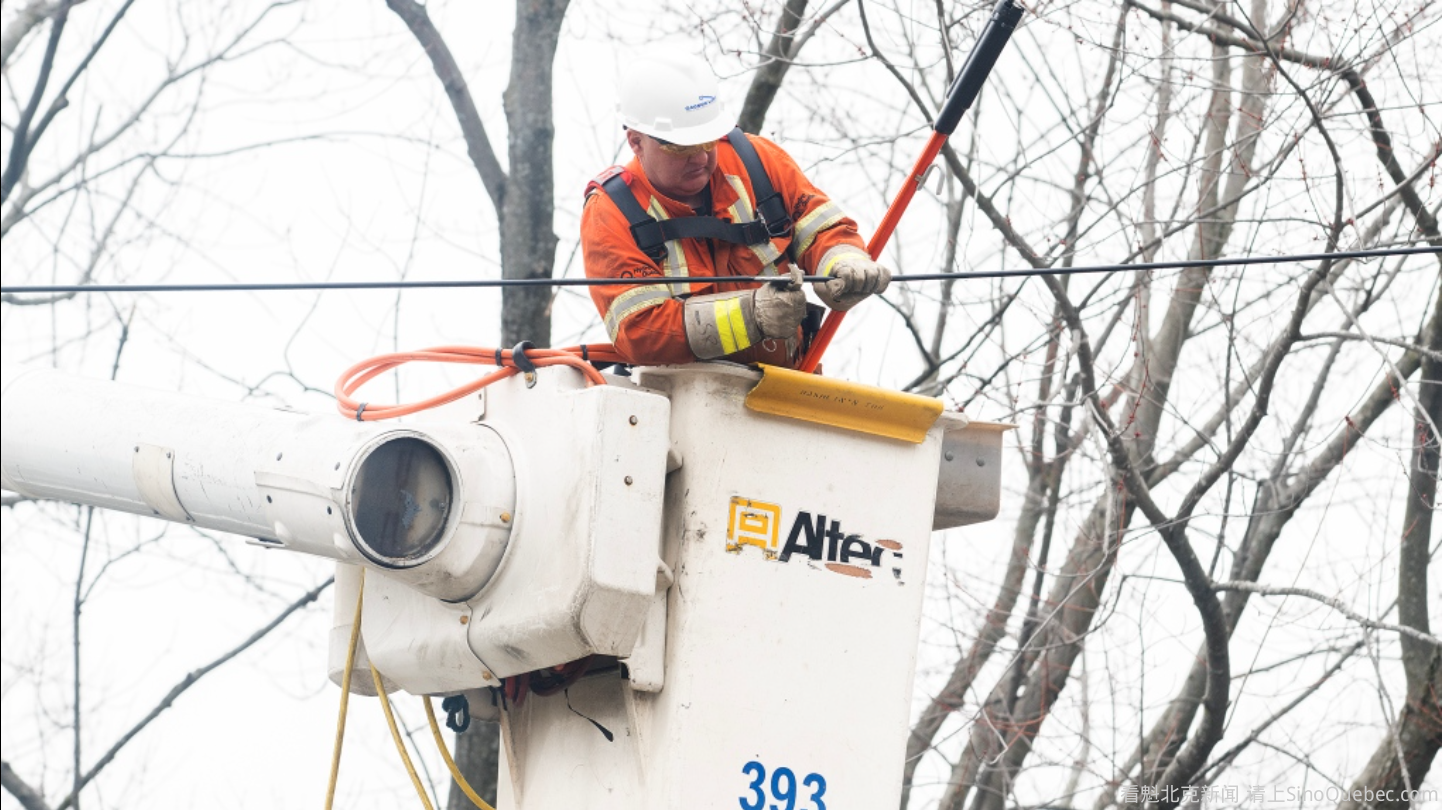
xmin=604 ymin=283 xmax=673 ymax=340
xmin=790 ymin=201 xmax=846 ymax=258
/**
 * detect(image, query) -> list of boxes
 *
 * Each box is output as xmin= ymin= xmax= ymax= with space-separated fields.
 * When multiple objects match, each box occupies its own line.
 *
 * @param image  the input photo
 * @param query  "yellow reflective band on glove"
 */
xmin=818 ymin=245 xmax=868 ymax=278
xmin=813 ymin=248 xmax=890 ymax=312
xmin=715 ymin=295 xmax=753 ymax=354
xmin=684 ymin=286 xmax=804 ymax=360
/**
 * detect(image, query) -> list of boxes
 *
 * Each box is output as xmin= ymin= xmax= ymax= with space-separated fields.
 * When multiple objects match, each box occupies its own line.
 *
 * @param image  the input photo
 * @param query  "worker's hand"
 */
xmin=814 ymin=254 xmax=891 ymax=311
xmin=752 ymin=281 xmax=807 ymax=339
xmin=683 ymin=280 xmax=805 ymax=360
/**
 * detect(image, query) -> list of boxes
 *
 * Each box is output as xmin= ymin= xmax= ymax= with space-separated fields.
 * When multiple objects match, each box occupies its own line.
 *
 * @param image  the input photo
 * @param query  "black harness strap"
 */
xmin=599 ymin=173 xmax=670 ymax=261
xmin=599 ymin=128 xmax=794 ymax=262
xmin=724 ymin=129 xmax=792 ymax=239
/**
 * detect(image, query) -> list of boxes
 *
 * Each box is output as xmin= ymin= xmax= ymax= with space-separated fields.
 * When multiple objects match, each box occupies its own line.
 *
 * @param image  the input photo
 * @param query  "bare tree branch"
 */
xmin=1209 ymin=582 xmax=1440 ymax=646
xmin=1042 ymin=215 xmax=1344 ymax=810
xmin=1 ymin=0 xmax=71 ymax=203
xmin=1298 ymin=331 xmax=1441 ymax=360
xmin=1127 ymin=0 xmax=1441 ymax=246
xmin=0 ymin=0 xmax=79 ymax=74
xmin=383 ymin=0 xmax=507 ymax=213
xmin=1097 ymin=292 xmax=1437 ymax=809
xmin=1200 ymin=639 xmax=1365 ymax=783
xmin=2 ymin=1 xmax=301 ymax=238
xmin=23 ymin=0 xmax=138 ymax=172
xmin=0 ymin=761 xmax=52 ymax=810
xmin=48 ymin=578 xmax=333 ymax=810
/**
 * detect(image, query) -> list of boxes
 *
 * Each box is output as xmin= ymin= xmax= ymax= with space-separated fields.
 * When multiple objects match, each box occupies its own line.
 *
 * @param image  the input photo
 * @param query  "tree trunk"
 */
xmin=499 ymin=0 xmax=568 ymax=347
xmin=1337 ymin=295 xmax=1442 ymax=809
xmin=736 ymin=0 xmax=809 ymax=134
xmin=449 ymin=721 xmax=502 ymax=810
xmin=388 ymin=0 xmax=571 ymax=795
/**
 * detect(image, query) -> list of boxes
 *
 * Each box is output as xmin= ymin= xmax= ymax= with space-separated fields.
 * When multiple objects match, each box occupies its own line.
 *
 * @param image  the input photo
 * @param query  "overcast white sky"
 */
xmin=2 ymin=0 xmax=1440 ymax=807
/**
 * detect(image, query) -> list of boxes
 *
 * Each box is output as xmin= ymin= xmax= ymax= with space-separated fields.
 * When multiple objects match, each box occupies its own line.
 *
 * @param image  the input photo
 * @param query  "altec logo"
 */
xmin=726 ymin=497 xmax=905 ymax=582
xmin=685 ymin=94 xmax=717 ymax=112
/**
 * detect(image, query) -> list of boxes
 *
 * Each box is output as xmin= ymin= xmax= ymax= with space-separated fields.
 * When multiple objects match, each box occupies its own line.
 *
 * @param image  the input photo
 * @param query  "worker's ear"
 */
xmin=625 ymin=128 xmax=647 ymax=159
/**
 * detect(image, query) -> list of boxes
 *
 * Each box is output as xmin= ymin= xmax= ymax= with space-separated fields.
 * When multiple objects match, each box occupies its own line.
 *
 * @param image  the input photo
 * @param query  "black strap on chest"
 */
xmin=600 ymin=128 xmax=793 ymax=262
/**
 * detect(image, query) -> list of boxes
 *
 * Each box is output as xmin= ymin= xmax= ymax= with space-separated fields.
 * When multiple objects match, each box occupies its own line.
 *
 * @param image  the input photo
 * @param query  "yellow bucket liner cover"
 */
xmin=744 ymin=364 xmax=945 ymax=443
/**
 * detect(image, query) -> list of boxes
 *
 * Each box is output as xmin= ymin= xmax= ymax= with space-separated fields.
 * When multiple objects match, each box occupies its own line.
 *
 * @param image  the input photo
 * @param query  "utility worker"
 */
xmin=582 ymin=52 xmax=890 ymax=368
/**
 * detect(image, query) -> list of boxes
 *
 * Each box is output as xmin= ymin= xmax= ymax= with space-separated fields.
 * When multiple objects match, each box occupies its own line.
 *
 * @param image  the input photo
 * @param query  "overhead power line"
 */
xmin=1 ymin=246 xmax=1437 ymax=295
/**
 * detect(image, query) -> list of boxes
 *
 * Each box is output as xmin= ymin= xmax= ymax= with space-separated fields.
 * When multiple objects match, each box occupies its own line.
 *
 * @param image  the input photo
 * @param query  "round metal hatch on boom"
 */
xmin=349 ymin=436 xmax=454 ymax=568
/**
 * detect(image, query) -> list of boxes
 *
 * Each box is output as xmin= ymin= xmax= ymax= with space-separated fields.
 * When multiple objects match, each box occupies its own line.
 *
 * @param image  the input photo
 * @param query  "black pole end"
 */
xmin=991 ymin=0 xmax=1025 ymax=29
xmin=933 ymin=0 xmax=1026 ymax=135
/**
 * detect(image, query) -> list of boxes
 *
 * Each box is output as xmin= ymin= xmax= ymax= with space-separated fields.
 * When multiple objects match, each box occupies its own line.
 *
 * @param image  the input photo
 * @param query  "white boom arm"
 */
xmin=2 ymin=361 xmax=1009 ymax=808
xmin=1 ymin=365 xmax=515 ymax=601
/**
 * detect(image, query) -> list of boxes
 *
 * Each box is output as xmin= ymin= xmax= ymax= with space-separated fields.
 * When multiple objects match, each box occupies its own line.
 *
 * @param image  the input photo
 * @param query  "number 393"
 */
xmin=738 ymin=760 xmax=826 ymax=810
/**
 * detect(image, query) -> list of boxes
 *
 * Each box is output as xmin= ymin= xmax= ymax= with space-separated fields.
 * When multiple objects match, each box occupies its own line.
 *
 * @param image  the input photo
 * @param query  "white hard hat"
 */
xmin=618 ymin=51 xmax=735 ymax=146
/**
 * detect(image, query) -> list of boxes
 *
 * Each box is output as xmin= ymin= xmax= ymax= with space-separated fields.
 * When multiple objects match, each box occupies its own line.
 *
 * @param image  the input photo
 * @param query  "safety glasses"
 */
xmin=654 ymin=137 xmax=717 ymax=157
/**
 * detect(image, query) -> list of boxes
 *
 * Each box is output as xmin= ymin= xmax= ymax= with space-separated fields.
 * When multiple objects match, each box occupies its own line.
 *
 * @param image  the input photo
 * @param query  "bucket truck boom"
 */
xmin=1 ymin=360 xmax=1009 ymax=807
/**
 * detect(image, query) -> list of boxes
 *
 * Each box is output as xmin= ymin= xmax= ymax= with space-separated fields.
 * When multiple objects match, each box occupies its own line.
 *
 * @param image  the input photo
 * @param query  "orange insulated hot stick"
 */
xmin=799 ymin=0 xmax=1026 ymax=373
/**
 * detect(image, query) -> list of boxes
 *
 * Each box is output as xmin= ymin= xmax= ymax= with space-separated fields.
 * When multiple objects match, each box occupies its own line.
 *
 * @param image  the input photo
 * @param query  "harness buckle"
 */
xmin=739 ymin=220 xmax=770 ymax=245
xmin=756 ymin=193 xmax=792 ymax=239
xmin=630 ymin=219 xmax=669 ymax=261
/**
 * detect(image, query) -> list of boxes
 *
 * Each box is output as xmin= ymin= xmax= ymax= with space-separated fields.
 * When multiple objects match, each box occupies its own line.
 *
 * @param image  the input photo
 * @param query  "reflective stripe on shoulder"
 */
xmin=604 ymin=283 xmax=673 ymax=340
xmin=790 ymin=200 xmax=846 ymax=259
xmin=646 ymin=196 xmax=692 ymax=292
xmin=723 ymin=174 xmax=784 ymax=268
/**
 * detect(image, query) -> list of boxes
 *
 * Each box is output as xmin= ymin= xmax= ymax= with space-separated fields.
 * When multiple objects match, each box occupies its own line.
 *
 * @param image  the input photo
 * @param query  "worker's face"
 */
xmin=628 ymin=130 xmax=718 ymax=203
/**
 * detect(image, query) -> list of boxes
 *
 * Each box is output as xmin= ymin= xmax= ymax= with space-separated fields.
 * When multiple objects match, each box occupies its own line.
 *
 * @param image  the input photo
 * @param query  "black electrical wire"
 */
xmin=0 ymin=246 xmax=1436 ymax=295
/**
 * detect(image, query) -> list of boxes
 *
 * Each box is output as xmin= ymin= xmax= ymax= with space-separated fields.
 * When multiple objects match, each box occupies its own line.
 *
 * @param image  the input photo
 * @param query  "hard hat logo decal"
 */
xmin=684 ymin=94 xmax=717 ymax=112
xmin=726 ymin=496 xmax=905 ymax=583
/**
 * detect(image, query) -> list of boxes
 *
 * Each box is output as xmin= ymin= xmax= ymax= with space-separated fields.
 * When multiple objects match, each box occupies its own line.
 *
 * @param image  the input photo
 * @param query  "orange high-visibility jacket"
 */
xmin=582 ymin=134 xmax=868 ymax=367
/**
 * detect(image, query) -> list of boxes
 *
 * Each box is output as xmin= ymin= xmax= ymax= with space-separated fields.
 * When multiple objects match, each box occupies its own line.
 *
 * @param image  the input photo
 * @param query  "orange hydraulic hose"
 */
xmin=798 ymin=131 xmax=948 ymax=373
xmin=334 ymin=343 xmax=628 ymax=421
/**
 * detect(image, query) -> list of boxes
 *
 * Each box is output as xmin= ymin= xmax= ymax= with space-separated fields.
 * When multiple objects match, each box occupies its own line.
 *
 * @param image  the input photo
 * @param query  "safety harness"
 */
xmin=595 ymin=127 xmax=793 ymax=262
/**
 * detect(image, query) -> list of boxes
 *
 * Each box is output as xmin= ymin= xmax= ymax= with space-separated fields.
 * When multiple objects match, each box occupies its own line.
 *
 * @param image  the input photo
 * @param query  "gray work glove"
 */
xmin=752 ymin=264 xmax=806 ymax=338
xmin=813 ymin=253 xmax=891 ymax=312
xmin=683 ymin=267 xmax=805 ymax=359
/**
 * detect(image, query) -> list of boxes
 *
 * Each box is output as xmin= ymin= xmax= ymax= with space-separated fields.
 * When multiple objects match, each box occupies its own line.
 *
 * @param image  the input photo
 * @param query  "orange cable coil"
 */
xmin=334 ymin=343 xmax=627 ymax=421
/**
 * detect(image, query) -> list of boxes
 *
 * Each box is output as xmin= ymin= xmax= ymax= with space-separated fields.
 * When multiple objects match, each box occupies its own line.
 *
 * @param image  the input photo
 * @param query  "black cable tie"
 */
xmin=442 ymin=694 xmax=471 ymax=733
xmin=510 ymin=341 xmax=537 ymax=375
xmin=354 ymin=403 xmax=367 ymax=421
xmin=581 ymin=345 xmax=589 ymax=362
xmin=494 ymin=348 xmax=503 ymax=368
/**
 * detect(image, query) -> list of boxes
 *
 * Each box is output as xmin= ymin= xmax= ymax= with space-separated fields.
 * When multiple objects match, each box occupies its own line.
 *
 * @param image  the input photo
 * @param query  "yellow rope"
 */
xmin=424 ymin=697 xmax=497 ymax=810
xmin=324 ymin=569 xmax=366 ymax=809
xmin=372 ymin=663 xmax=436 ymax=810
